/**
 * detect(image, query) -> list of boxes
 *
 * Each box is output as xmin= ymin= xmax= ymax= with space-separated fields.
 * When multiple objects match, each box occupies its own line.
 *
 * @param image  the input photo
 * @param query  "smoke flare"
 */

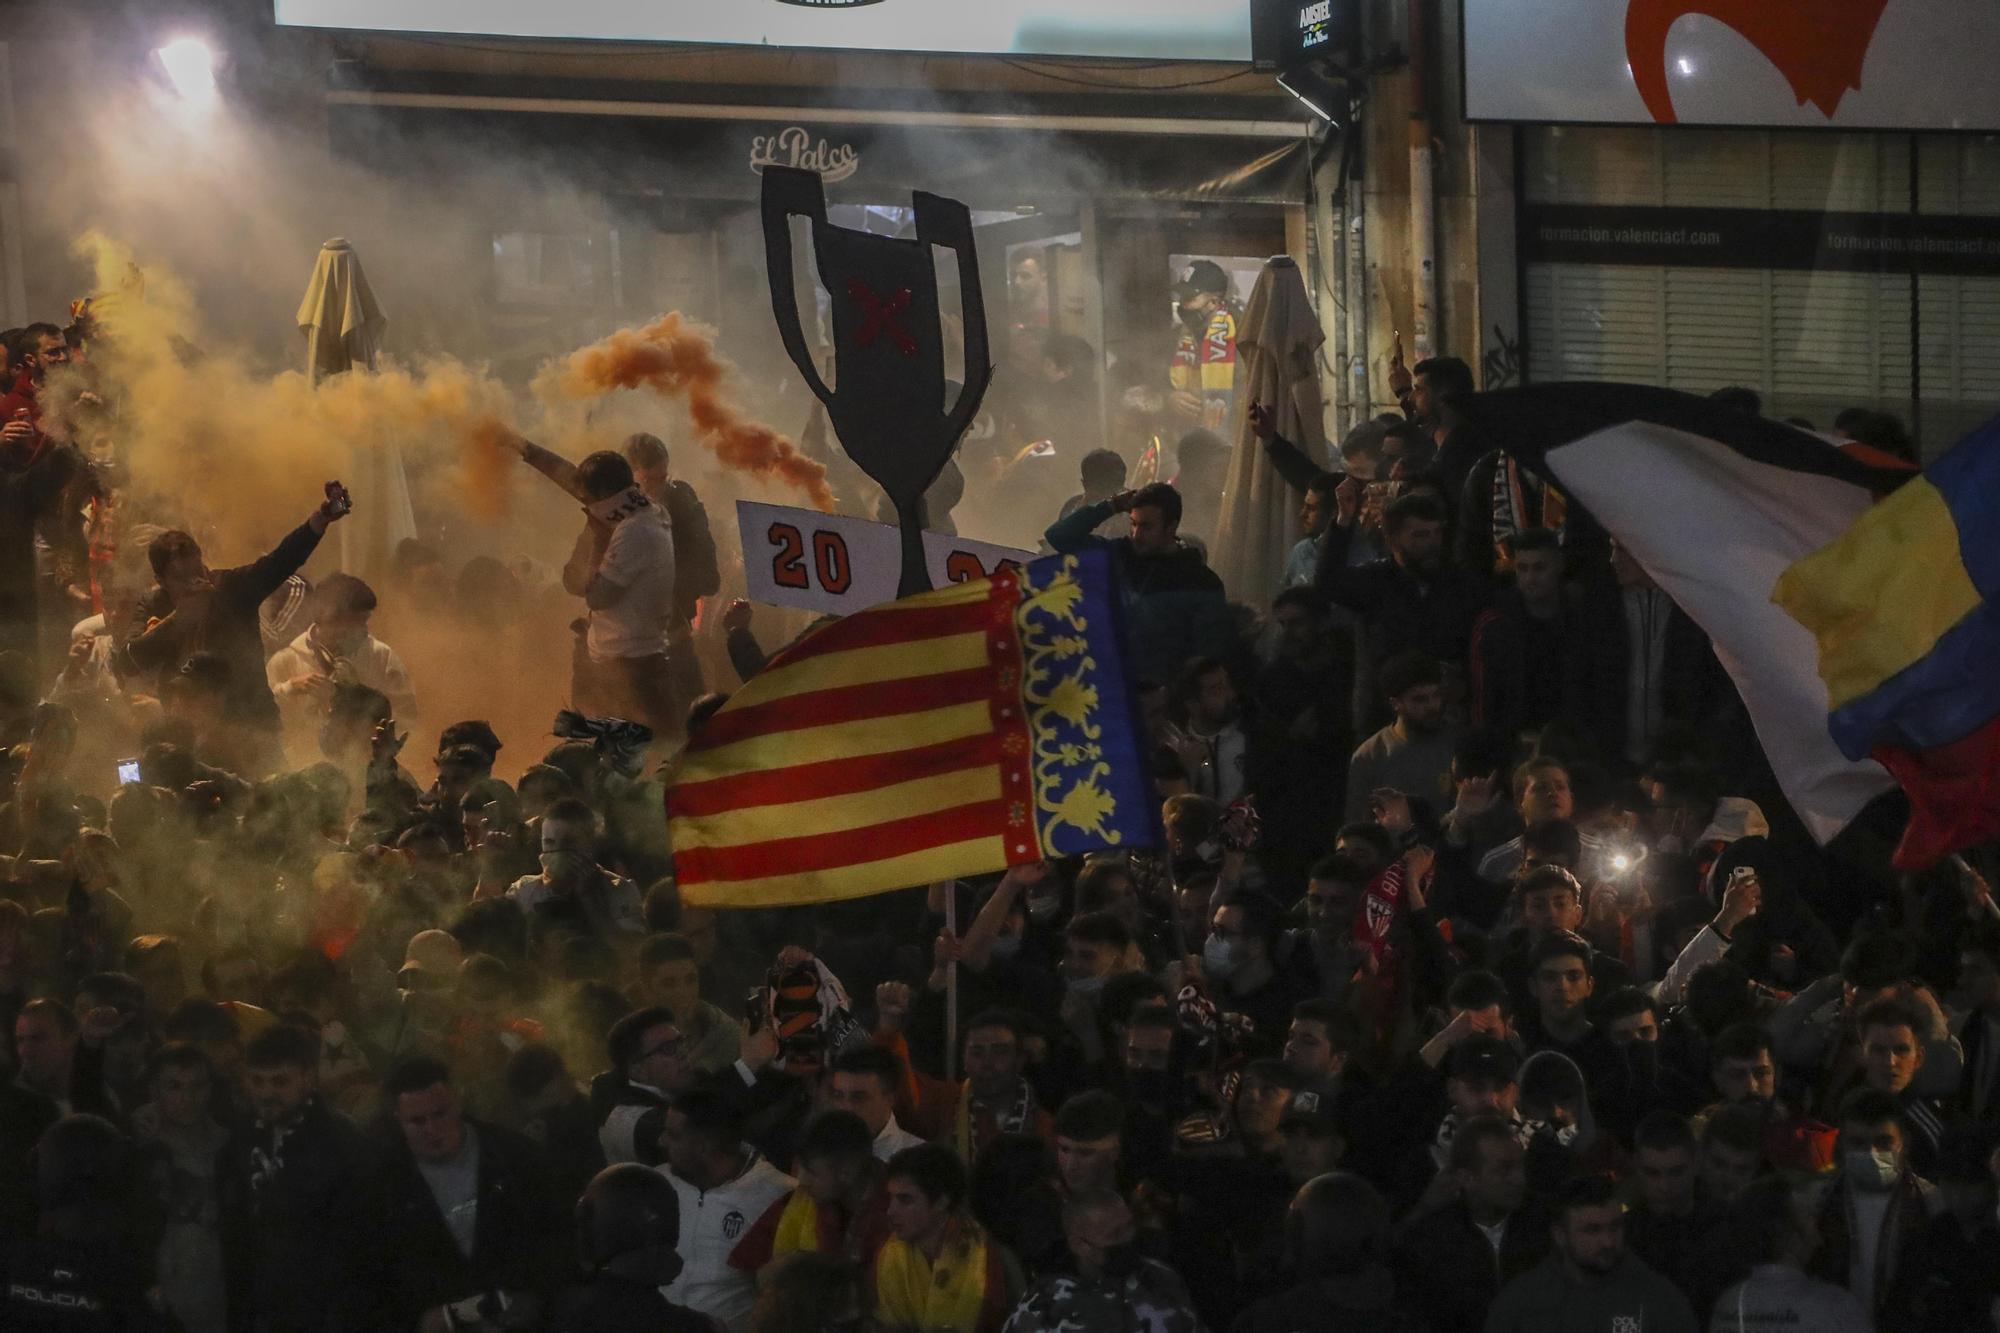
xmin=539 ymin=313 xmax=834 ymax=511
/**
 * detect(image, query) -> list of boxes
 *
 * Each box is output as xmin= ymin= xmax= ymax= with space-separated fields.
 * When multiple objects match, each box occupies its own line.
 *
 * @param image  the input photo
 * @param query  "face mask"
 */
xmin=1203 ymin=932 xmax=1242 ymax=980
xmin=1625 ymin=1041 xmax=1660 ymax=1082
xmin=1177 ymin=304 xmax=1207 ymax=333
xmin=1128 ymin=1070 xmax=1178 ymax=1104
xmin=1098 ymin=1241 xmax=1143 ymax=1280
xmin=1067 ymin=973 xmax=1108 ymax=998
xmin=991 ymin=934 xmax=1023 ymax=961
xmin=1845 ymin=1147 xmax=1901 ymax=1192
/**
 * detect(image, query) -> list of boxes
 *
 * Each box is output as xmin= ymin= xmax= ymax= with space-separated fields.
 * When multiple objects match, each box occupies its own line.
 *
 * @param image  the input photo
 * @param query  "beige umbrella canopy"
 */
xmin=298 ymin=237 xmax=416 ymax=580
xmin=1213 ymin=256 xmax=1328 ymax=603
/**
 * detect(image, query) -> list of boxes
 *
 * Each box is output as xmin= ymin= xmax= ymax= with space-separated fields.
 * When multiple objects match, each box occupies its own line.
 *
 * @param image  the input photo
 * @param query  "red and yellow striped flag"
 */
xmin=667 ymin=550 xmax=1159 ymax=907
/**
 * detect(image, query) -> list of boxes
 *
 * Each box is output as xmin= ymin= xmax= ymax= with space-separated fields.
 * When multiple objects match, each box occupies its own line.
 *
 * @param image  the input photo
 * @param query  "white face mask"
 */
xmin=1845 ymin=1147 xmax=1901 ymax=1192
xmin=1202 ymin=932 xmax=1243 ymax=980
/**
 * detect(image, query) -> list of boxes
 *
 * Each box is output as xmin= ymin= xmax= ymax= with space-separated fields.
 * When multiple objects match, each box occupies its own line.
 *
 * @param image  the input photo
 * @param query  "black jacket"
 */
xmin=216 ymin=1097 xmax=384 ymax=1333
xmin=1466 ymin=591 xmax=1596 ymax=746
xmin=1232 ymin=1266 xmax=1430 ymax=1333
xmin=1889 ymin=1209 xmax=2000 ymax=1333
xmin=549 ymin=1274 xmax=718 ymax=1333
xmin=1392 ymin=1200 xmax=1550 ymax=1333
xmin=0 ymin=444 xmax=80 ymax=678
xmin=125 ymin=520 xmax=324 ymax=734
xmin=378 ymin=1120 xmax=567 ymax=1330
xmin=1044 ymin=500 xmax=1232 ymax=683
xmin=1808 ymin=1171 xmax=1934 ymax=1319
xmin=1313 ymin=531 xmax=1487 ymax=732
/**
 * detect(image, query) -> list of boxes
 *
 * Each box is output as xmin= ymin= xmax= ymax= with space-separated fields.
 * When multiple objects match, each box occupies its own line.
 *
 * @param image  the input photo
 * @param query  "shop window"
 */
xmin=1520 ymin=126 xmax=2000 ymax=456
xmin=492 ymin=230 xmax=610 ymax=307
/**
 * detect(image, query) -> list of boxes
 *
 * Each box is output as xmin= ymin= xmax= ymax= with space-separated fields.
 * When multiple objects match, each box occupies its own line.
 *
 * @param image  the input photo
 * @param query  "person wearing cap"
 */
xmin=266 ymin=571 xmax=416 ymax=766
xmin=1167 ymin=259 xmax=1238 ymax=433
xmin=1393 ymin=1113 xmax=1550 ymax=1333
xmin=1276 ymin=1086 xmax=1347 ymax=1188
xmin=379 ymin=927 xmax=465 ymax=1062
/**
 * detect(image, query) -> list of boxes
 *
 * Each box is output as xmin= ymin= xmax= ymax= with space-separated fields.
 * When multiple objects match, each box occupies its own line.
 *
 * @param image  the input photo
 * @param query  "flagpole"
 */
xmin=943 ymin=883 xmax=960 ymax=1085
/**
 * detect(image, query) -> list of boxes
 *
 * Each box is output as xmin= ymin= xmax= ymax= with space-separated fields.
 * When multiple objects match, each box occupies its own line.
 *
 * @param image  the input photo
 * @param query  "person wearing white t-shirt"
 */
xmin=514 ymin=440 xmax=680 ymax=741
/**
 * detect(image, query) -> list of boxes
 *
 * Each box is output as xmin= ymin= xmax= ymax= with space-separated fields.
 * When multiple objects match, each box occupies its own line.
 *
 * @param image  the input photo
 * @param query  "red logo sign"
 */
xmin=1625 ymin=0 xmax=1892 ymax=123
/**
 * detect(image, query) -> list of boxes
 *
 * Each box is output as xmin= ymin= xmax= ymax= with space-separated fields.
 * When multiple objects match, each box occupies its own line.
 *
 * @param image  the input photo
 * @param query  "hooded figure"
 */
xmin=551 ymin=1164 xmax=716 ymax=1332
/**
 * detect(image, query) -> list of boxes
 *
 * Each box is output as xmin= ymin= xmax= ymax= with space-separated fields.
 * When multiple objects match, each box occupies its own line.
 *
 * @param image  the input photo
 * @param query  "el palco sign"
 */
xmin=750 ymin=127 xmax=861 ymax=183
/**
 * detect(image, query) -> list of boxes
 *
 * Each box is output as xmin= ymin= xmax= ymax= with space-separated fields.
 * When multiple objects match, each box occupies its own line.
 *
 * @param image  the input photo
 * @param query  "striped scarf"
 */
xmin=1491 ymin=455 xmax=1567 ymax=569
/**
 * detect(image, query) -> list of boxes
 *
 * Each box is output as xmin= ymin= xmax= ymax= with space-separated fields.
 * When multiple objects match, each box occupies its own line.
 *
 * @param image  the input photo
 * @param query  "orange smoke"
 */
xmin=457 ymin=415 xmax=519 ymax=520
xmin=545 ymin=313 xmax=834 ymax=511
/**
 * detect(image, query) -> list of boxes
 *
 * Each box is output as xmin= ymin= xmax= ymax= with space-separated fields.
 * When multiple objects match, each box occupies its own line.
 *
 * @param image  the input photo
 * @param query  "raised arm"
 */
xmin=515 ymin=436 xmax=586 ymax=502
xmin=1046 ymin=495 xmax=1121 ymax=554
xmin=1247 ymin=403 xmax=1326 ymax=495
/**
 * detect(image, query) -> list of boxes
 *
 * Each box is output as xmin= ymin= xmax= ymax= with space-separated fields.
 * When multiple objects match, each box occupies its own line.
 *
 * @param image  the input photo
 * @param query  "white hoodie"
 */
xmin=658 ymin=1147 xmax=795 ymax=1331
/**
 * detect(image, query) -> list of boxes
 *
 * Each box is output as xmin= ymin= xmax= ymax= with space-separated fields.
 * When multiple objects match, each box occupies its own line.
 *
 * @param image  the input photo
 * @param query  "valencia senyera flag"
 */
xmin=667 ymin=549 xmax=1160 ymax=907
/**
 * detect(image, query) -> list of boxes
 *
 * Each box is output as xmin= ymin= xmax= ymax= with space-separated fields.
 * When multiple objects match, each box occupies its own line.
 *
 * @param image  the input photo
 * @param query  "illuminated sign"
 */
xmin=274 ymin=0 xmax=1253 ymax=62
xmin=1265 ymin=0 xmax=1351 ymax=74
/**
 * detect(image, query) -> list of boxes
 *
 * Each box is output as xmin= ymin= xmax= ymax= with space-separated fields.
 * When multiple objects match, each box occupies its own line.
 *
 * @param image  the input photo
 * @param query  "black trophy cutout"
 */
xmin=762 ymin=165 xmax=993 ymax=597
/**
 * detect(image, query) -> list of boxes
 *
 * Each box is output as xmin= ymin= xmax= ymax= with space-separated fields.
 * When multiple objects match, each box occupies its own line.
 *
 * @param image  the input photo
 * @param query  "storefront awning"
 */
xmin=325 ymin=90 xmax=1312 ymax=208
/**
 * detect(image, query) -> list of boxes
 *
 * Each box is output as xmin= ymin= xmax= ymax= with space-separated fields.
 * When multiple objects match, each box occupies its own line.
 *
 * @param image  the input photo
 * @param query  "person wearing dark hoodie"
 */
xmin=1044 ymin=480 xmax=1230 ymax=683
xmin=1232 ymin=1172 xmax=1424 ymax=1332
xmin=1465 ymin=528 xmax=1594 ymax=747
xmin=1485 ymin=1172 xmax=1698 ymax=1333
xmin=1314 ymin=490 xmax=1487 ymax=735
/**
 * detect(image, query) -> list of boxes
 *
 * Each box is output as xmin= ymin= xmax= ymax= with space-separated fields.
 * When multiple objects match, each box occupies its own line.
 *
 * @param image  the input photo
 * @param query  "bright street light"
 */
xmin=156 ymin=38 xmax=217 ymax=103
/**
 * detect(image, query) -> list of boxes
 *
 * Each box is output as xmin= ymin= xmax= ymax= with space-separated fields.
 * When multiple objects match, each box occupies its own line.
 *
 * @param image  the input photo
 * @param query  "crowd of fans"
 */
xmin=0 ymin=305 xmax=1994 ymax=1333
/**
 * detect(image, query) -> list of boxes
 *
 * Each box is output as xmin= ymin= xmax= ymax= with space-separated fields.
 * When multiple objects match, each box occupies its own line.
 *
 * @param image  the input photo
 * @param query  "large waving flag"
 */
xmin=668 ymin=550 xmax=1160 ymax=907
xmin=1773 ymin=416 xmax=2000 ymax=868
xmin=1458 ymin=384 xmax=1912 ymax=846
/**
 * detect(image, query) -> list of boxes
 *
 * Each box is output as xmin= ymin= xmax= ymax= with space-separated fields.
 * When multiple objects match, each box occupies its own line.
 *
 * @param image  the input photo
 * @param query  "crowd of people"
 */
xmin=0 ymin=288 xmax=1995 ymax=1333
